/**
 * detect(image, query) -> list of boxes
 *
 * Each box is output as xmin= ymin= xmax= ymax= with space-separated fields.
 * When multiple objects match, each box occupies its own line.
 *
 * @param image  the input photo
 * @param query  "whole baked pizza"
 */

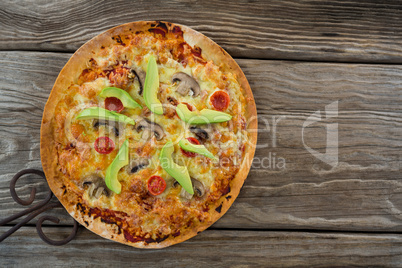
xmin=40 ymin=21 xmax=257 ymax=248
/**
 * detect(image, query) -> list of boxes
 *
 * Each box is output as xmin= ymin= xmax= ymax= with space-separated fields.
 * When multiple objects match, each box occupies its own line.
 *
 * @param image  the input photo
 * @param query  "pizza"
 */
xmin=40 ymin=21 xmax=257 ymax=248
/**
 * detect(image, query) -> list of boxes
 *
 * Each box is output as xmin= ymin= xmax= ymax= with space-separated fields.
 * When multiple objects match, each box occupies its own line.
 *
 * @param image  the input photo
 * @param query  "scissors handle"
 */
xmin=0 ymin=169 xmax=78 ymax=245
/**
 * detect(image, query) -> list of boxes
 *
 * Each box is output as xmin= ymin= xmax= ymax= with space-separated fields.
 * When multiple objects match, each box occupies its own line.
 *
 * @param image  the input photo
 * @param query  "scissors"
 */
xmin=0 ymin=169 xmax=78 ymax=245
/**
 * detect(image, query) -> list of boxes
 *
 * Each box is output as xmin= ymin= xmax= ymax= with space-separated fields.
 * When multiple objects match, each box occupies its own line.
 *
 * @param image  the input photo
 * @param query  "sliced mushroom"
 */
xmin=190 ymin=126 xmax=209 ymax=142
xmin=135 ymin=118 xmax=165 ymax=141
xmin=178 ymin=178 xmax=206 ymax=199
xmin=172 ymin=72 xmax=200 ymax=97
xmin=82 ymin=174 xmax=110 ymax=198
xmin=127 ymin=159 xmax=150 ymax=174
xmin=93 ymin=120 xmax=119 ymax=137
xmin=180 ymin=187 xmax=193 ymax=199
xmin=135 ymin=118 xmax=151 ymax=132
xmin=172 ymin=180 xmax=180 ymax=188
xmin=130 ymin=67 xmax=146 ymax=95
xmin=191 ymin=178 xmax=206 ymax=197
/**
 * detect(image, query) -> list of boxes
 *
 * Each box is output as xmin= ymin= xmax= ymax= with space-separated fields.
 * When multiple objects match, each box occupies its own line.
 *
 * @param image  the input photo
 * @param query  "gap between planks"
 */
xmin=2 ymin=223 xmax=402 ymax=235
xmin=4 ymin=49 xmax=402 ymax=66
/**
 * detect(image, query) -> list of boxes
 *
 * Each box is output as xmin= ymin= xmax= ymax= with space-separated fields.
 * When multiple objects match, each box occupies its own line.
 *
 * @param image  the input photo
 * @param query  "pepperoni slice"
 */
xmin=94 ymin=136 xmax=115 ymax=154
xmin=105 ymin=97 xmax=124 ymax=113
xmin=181 ymin=137 xmax=200 ymax=157
xmin=147 ymin=175 xmax=166 ymax=195
xmin=181 ymin=102 xmax=194 ymax=111
xmin=149 ymin=28 xmax=166 ymax=37
xmin=210 ymin=90 xmax=230 ymax=111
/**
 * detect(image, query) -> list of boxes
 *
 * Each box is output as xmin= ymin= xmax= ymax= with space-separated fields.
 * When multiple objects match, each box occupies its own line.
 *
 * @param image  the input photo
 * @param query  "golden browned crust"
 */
xmin=40 ymin=21 xmax=257 ymax=248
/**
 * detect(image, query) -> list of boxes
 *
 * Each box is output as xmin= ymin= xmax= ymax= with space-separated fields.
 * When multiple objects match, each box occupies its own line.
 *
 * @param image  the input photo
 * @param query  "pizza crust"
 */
xmin=40 ymin=21 xmax=257 ymax=248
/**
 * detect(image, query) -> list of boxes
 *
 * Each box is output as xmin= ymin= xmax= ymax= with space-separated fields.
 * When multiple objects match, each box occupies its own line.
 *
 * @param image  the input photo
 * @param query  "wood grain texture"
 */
xmin=2 ymin=0 xmax=402 ymax=62
xmin=0 ymin=52 xmax=401 ymax=232
xmin=0 ymin=227 xmax=401 ymax=267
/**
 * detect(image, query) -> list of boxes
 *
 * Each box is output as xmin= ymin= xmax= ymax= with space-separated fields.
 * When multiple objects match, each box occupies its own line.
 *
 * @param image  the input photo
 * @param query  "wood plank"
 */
xmin=216 ymin=59 xmax=402 ymax=231
xmin=2 ymin=0 xmax=402 ymax=62
xmin=0 ymin=227 xmax=401 ymax=267
xmin=0 ymin=51 xmax=401 ymax=231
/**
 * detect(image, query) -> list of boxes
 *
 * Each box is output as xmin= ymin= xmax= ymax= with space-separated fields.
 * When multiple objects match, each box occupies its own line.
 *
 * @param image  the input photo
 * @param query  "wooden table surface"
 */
xmin=1 ymin=0 xmax=401 ymax=267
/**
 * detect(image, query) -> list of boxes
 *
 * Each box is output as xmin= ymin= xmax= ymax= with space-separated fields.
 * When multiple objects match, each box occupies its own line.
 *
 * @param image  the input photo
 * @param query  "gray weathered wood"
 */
xmin=0 ymin=227 xmax=401 ymax=267
xmin=2 ymin=0 xmax=402 ymax=62
xmin=0 ymin=51 xmax=401 ymax=232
